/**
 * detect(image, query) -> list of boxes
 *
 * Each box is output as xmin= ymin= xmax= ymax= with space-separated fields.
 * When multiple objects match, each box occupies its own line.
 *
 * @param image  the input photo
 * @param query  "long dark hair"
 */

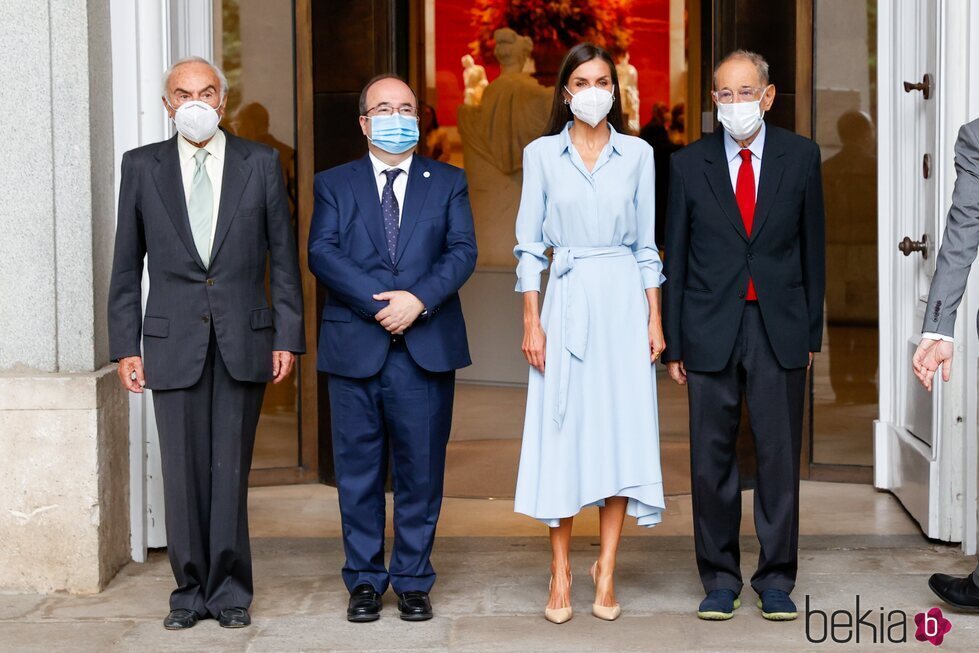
xmin=543 ymin=43 xmax=625 ymax=137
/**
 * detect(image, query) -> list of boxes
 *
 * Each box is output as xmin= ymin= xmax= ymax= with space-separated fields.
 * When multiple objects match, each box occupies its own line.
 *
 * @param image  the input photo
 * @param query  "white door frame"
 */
xmin=110 ymin=0 xmax=214 ymax=562
xmin=876 ymin=0 xmax=977 ymax=555
xmin=961 ymin=0 xmax=979 ymax=558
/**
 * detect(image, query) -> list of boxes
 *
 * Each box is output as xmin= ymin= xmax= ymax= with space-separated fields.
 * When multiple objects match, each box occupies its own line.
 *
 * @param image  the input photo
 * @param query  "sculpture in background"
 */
xmin=458 ymin=28 xmax=551 ymax=267
xmin=616 ymin=52 xmax=640 ymax=134
xmin=461 ymin=54 xmax=489 ymax=106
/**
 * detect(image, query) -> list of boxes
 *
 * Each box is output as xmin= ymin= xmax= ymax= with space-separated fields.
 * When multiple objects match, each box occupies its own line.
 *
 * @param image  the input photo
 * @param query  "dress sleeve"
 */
xmin=513 ymin=143 xmax=549 ymax=293
xmin=633 ymin=145 xmax=666 ymax=289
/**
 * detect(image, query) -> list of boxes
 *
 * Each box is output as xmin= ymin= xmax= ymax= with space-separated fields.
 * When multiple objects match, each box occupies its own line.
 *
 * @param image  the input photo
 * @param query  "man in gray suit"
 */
xmin=108 ymin=57 xmax=305 ymax=629
xmin=913 ymin=117 xmax=979 ymax=610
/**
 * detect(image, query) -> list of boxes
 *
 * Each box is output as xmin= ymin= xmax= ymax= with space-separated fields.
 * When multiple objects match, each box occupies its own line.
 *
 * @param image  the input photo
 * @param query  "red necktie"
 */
xmin=736 ymin=149 xmax=757 ymax=301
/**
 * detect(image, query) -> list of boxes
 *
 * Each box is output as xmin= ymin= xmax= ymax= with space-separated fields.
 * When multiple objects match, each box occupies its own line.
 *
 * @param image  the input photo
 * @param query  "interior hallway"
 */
xmin=3 ymin=482 xmax=978 ymax=653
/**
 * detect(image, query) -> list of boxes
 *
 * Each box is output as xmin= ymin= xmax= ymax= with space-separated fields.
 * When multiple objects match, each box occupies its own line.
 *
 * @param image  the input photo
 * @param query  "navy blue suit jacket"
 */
xmin=309 ymin=154 xmax=477 ymax=378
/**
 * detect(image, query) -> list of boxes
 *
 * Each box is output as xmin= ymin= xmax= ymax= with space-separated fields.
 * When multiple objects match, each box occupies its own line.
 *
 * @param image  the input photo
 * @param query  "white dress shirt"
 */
xmin=922 ymin=332 xmax=954 ymax=342
xmin=723 ymin=121 xmax=765 ymax=198
xmin=177 ymin=129 xmax=225 ymax=259
xmin=368 ymin=151 xmax=412 ymax=226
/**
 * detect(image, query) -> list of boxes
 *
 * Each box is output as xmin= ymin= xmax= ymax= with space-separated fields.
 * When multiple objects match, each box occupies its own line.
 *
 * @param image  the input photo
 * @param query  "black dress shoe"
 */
xmin=929 ymin=573 xmax=979 ymax=611
xmin=348 ymin=584 xmax=382 ymax=622
xmin=397 ymin=591 xmax=433 ymax=621
xmin=217 ymin=607 xmax=251 ymax=628
xmin=163 ymin=608 xmax=199 ymax=630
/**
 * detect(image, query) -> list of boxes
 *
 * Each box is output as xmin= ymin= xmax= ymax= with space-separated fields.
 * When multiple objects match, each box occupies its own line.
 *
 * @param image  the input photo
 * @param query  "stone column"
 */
xmin=0 ymin=0 xmax=130 ymax=593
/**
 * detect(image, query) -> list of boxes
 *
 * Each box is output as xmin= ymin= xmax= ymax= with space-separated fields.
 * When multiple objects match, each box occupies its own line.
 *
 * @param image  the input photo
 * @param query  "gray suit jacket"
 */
xmin=107 ymin=131 xmax=305 ymax=390
xmin=923 ymin=118 xmax=979 ymax=338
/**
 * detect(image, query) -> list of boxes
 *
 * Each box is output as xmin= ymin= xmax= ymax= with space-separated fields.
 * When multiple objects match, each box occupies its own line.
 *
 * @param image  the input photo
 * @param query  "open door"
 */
xmin=875 ymin=0 xmax=953 ymax=540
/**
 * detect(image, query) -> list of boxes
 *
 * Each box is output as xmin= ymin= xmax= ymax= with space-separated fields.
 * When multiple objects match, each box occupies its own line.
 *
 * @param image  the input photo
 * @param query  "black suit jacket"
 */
xmin=663 ymin=126 xmax=825 ymax=372
xmin=107 ymin=131 xmax=306 ymax=390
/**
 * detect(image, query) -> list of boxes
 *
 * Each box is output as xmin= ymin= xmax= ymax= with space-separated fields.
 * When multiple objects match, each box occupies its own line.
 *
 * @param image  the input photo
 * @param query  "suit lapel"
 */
xmin=703 ymin=131 xmax=749 ymax=242
xmin=394 ymin=157 xmax=433 ymax=265
xmin=749 ymin=127 xmax=786 ymax=242
xmin=152 ymin=136 xmax=207 ymax=271
xmin=349 ymin=155 xmax=391 ymax=263
xmin=209 ymin=132 xmax=251 ymax=265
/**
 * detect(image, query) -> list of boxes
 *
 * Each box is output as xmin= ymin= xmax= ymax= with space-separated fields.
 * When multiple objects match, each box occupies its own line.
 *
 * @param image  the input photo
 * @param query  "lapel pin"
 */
xmin=423 ymin=171 xmax=431 ymax=178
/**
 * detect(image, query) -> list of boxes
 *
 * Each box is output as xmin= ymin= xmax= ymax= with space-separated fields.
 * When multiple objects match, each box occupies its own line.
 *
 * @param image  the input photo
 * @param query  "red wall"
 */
xmin=433 ymin=0 xmax=670 ymax=127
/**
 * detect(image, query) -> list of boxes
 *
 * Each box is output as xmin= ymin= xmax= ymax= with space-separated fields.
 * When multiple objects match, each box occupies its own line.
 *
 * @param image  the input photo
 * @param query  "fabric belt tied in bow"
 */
xmin=551 ymin=246 xmax=634 ymax=428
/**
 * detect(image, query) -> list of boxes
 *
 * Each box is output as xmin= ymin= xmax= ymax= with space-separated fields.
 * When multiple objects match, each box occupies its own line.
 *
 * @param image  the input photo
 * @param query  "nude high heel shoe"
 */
xmin=590 ymin=561 xmax=622 ymax=621
xmin=544 ymin=573 xmax=573 ymax=624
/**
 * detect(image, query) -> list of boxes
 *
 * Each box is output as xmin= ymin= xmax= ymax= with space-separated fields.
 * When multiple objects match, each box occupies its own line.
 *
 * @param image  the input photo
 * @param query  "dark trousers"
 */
xmin=328 ymin=338 xmax=455 ymax=595
xmin=152 ymin=330 xmax=266 ymax=617
xmin=686 ymin=303 xmax=807 ymax=596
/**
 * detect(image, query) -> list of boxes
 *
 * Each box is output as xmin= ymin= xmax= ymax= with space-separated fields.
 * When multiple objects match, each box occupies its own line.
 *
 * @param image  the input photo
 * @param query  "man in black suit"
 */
xmin=108 ymin=57 xmax=305 ymax=630
xmin=663 ymin=50 xmax=825 ymax=622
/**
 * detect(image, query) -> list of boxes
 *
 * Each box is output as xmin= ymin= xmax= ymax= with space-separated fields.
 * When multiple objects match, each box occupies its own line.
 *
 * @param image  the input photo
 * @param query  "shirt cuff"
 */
xmin=640 ymin=267 xmax=667 ymax=289
xmin=515 ymin=276 xmax=541 ymax=293
xmin=922 ymin=332 xmax=954 ymax=343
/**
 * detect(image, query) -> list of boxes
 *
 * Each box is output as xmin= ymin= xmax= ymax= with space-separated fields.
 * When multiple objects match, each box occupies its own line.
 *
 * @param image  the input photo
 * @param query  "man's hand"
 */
xmin=667 ymin=360 xmax=687 ymax=385
xmin=809 ymin=352 xmax=814 ymax=370
xmin=272 ymin=351 xmax=296 ymax=384
xmin=117 ymin=356 xmax=146 ymax=393
xmin=912 ymin=338 xmax=954 ymax=392
xmin=373 ymin=291 xmax=425 ymax=334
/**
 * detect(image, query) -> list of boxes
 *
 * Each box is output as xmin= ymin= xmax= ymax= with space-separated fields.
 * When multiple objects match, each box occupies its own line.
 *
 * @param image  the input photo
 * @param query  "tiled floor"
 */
xmin=3 ymin=482 xmax=978 ymax=653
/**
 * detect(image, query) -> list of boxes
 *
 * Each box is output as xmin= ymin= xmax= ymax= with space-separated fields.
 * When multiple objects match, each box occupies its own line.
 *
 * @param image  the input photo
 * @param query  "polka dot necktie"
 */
xmin=381 ymin=168 xmax=403 ymax=262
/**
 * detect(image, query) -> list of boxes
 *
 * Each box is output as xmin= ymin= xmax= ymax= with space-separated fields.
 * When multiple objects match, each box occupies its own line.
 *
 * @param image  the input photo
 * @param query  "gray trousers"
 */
xmin=152 ymin=330 xmax=266 ymax=617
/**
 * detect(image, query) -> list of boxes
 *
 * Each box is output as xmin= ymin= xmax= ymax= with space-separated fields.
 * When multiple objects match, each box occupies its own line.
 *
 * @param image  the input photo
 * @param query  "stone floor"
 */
xmin=3 ymin=483 xmax=978 ymax=652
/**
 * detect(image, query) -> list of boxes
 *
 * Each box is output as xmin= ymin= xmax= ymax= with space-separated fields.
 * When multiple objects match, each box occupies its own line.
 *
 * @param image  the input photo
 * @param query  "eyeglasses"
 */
xmin=364 ymin=103 xmax=418 ymax=117
xmin=712 ymin=86 xmax=766 ymax=104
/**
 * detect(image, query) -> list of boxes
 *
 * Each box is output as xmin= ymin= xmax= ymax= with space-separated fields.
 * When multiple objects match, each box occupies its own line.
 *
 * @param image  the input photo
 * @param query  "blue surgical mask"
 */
xmin=368 ymin=113 xmax=419 ymax=154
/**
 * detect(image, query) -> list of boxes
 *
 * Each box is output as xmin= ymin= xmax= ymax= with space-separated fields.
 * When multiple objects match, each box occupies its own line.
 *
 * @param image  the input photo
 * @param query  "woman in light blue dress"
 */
xmin=513 ymin=43 xmax=666 ymax=624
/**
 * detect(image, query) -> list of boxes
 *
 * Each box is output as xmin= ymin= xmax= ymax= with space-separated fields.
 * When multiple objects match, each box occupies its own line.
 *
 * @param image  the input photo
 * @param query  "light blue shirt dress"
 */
xmin=513 ymin=122 xmax=667 ymax=527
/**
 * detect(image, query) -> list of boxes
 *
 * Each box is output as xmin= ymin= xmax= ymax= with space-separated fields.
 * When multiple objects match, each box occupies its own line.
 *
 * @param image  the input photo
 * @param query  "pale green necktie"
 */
xmin=188 ymin=148 xmax=213 ymax=267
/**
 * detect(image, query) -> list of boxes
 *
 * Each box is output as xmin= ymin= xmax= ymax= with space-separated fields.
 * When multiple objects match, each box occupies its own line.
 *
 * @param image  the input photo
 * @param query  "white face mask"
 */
xmin=566 ymin=85 xmax=615 ymax=128
xmin=716 ymin=89 xmax=769 ymax=141
xmin=169 ymin=100 xmax=222 ymax=143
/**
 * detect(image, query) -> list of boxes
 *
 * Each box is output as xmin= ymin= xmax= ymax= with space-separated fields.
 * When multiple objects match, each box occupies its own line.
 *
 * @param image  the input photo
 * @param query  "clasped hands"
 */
xmin=116 ymin=292 xmax=423 ymax=395
xmin=373 ymin=290 xmax=425 ymax=335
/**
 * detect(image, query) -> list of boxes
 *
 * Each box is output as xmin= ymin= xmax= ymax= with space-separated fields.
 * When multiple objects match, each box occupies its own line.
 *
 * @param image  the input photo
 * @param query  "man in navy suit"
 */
xmin=309 ymin=75 xmax=477 ymax=622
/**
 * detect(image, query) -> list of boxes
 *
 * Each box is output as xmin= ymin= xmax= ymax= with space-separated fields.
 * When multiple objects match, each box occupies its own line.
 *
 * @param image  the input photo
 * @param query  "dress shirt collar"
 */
xmin=559 ymin=121 xmax=623 ymax=157
xmin=724 ymin=120 xmax=766 ymax=163
xmin=368 ymin=151 xmax=413 ymax=179
xmin=177 ymin=127 xmax=226 ymax=166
